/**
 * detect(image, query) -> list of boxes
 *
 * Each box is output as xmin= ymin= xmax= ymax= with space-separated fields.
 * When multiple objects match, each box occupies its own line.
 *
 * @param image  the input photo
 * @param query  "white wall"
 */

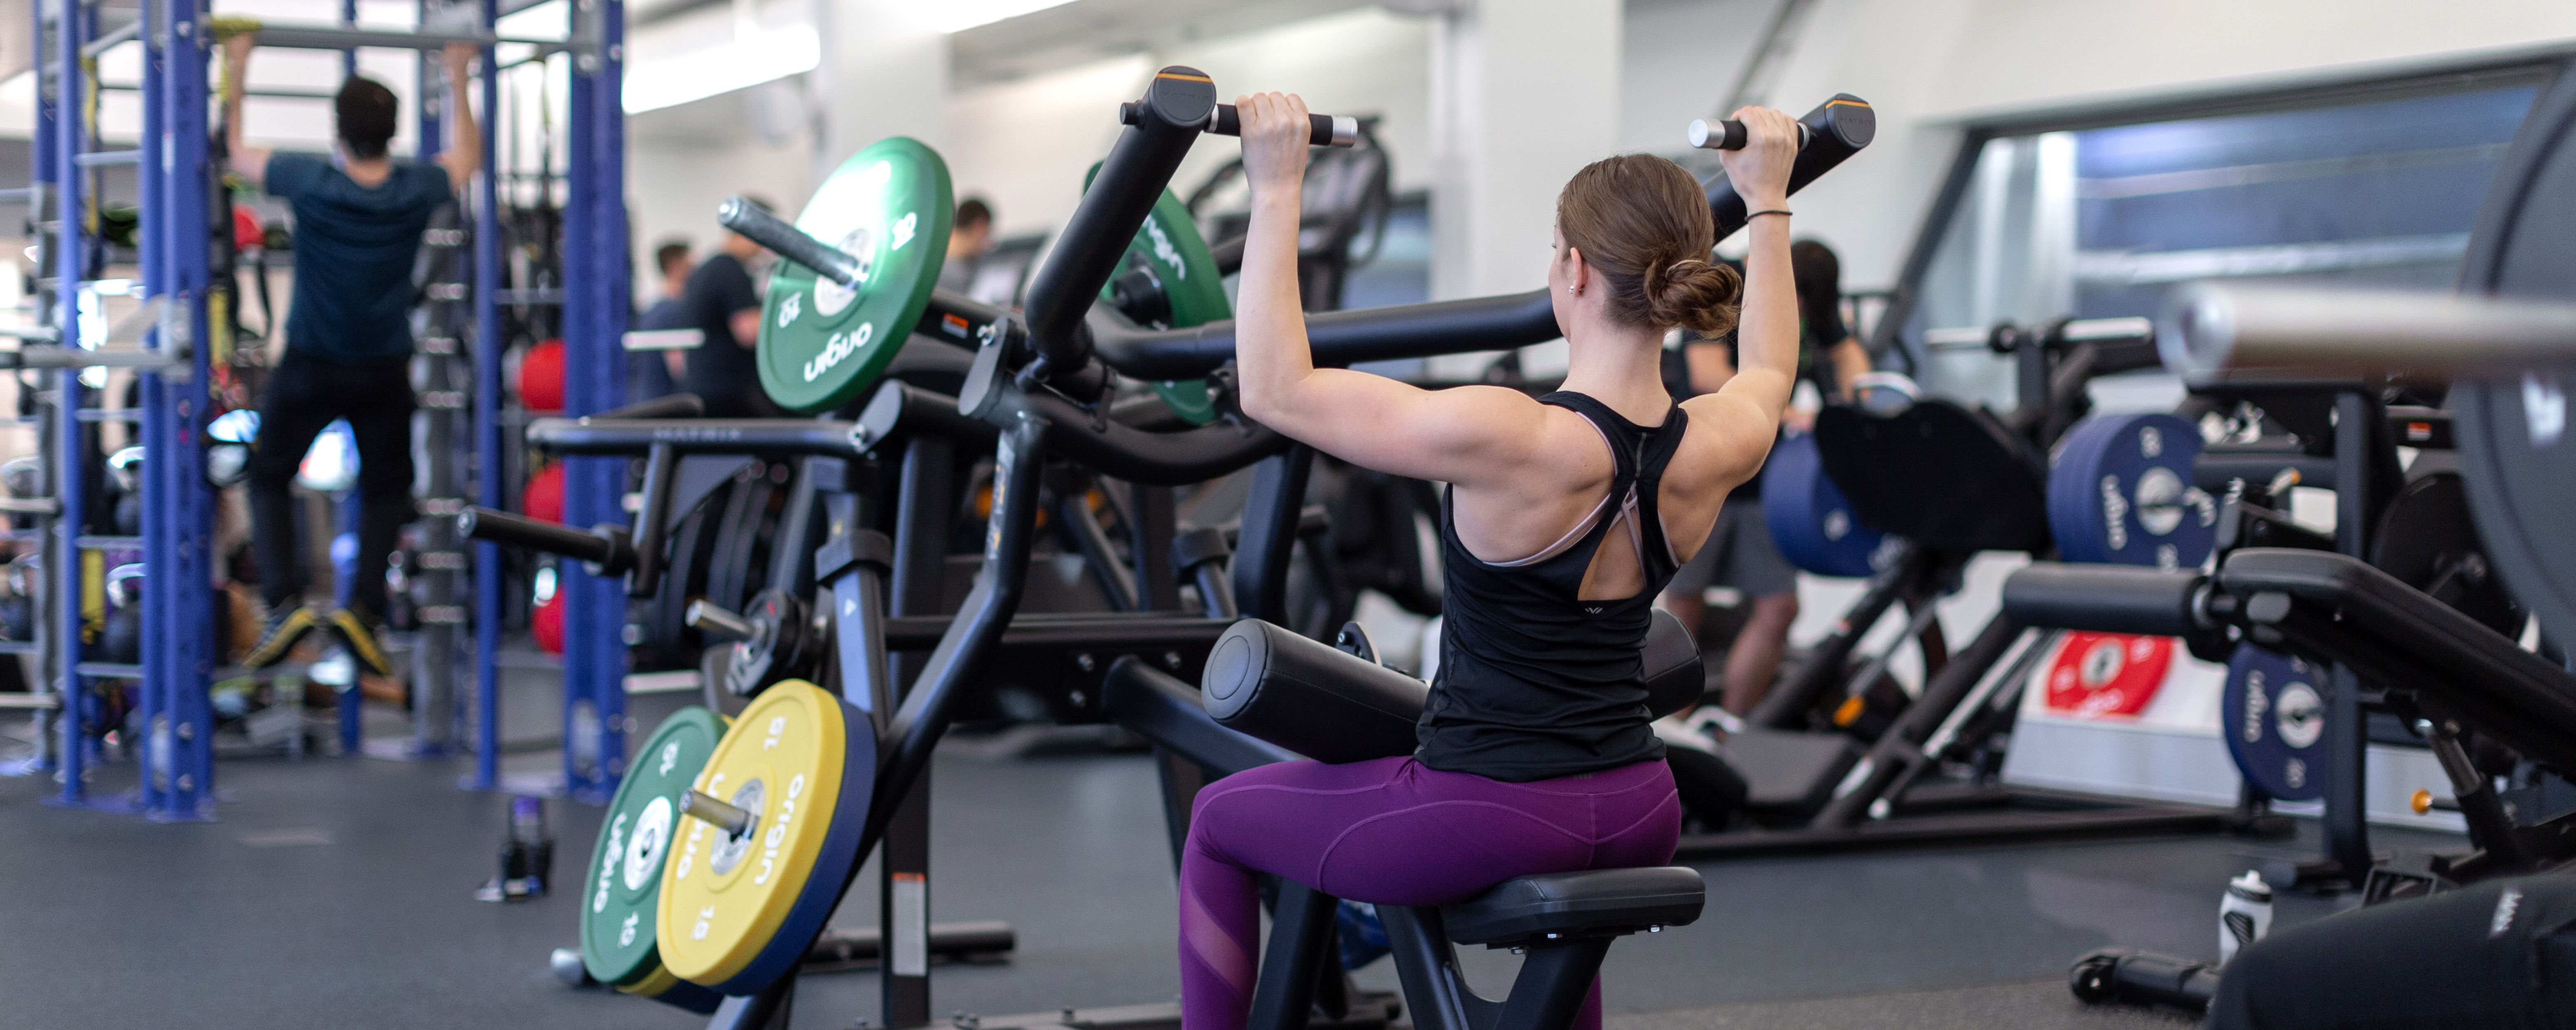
xmin=940 ymin=7 xmax=1433 ymax=244
xmin=1617 ymin=0 xmax=1772 ymax=156
xmin=626 ymin=115 xmax=816 ymax=293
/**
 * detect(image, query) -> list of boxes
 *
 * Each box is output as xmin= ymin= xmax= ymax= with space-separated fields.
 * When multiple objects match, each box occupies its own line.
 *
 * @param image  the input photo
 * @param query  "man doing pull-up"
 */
xmin=231 ymin=34 xmax=482 ymax=679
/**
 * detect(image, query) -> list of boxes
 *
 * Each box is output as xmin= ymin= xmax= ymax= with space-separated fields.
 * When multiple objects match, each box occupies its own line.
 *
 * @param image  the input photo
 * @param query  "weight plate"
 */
xmin=758 ymin=138 xmax=954 ymax=415
xmin=2220 ymin=644 xmax=2327 ymax=802
xmin=2040 ymin=632 xmax=2171 ymax=719
xmin=2370 ymin=472 xmax=2522 ymax=638
xmin=581 ymin=707 xmax=727 ymax=991
xmin=2047 ymin=413 xmax=2219 ymax=568
xmin=657 ymin=681 xmax=875 ymax=995
xmin=1760 ymin=431 xmax=1890 ymax=577
xmin=1088 ymin=166 xmax=1230 ymax=425
xmin=2455 ymin=70 xmax=2576 ymax=651
xmin=612 ymin=966 xmax=722 ymax=1013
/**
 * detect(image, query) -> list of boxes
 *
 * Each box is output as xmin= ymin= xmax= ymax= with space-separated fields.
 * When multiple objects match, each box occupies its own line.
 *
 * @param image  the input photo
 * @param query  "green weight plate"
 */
xmin=581 ymin=706 xmax=727 ymax=989
xmin=759 ymin=138 xmax=953 ymax=415
xmin=1087 ymin=166 xmax=1231 ymax=425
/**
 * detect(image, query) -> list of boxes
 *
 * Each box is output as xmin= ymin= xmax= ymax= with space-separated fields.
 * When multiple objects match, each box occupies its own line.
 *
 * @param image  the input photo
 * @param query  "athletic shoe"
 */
xmin=324 ymin=606 xmax=397 ymax=681
xmin=244 ymin=603 xmax=319 ymax=670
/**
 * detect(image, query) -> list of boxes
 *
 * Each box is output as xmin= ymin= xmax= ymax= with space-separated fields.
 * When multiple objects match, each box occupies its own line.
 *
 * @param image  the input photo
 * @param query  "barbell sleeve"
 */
xmin=680 ymin=789 xmax=757 ymax=838
xmin=2165 ymin=283 xmax=2576 ymax=376
xmin=717 ymin=196 xmax=864 ymax=288
xmin=686 ymin=601 xmax=757 ymax=643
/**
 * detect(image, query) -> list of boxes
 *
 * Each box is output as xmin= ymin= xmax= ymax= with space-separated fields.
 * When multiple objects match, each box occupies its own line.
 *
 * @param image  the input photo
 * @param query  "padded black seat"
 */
xmin=1442 ymin=866 xmax=1706 ymax=946
xmin=1815 ymin=400 xmax=2050 ymax=554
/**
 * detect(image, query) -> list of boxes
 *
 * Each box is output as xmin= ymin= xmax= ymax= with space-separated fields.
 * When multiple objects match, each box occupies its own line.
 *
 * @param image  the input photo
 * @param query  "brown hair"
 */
xmin=1555 ymin=154 xmax=1741 ymax=335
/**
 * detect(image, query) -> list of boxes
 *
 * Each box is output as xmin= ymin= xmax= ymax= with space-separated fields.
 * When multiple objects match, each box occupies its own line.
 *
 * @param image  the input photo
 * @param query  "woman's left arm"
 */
xmin=1229 ymin=92 xmax=1548 ymax=488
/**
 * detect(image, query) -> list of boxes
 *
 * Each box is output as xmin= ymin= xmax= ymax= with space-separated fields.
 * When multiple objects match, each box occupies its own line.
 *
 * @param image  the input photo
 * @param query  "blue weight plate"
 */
xmin=2219 ymin=644 xmax=2327 ymax=802
xmin=2047 ymin=413 xmax=2217 ymax=568
xmin=1761 ymin=432 xmax=1889 ymax=578
xmin=2046 ymin=422 xmax=2114 ymax=560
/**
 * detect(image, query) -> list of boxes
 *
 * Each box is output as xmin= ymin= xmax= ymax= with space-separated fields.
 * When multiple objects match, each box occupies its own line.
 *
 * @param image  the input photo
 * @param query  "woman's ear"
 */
xmin=1565 ymin=246 xmax=1589 ymax=296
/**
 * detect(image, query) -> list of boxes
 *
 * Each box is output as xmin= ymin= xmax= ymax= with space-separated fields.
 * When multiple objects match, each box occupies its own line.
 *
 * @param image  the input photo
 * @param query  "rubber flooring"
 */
xmin=0 ymin=698 xmax=2463 ymax=1030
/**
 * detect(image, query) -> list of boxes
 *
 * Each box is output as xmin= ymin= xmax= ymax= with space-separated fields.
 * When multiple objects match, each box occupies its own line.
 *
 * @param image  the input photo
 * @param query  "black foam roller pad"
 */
xmin=1201 ymin=619 xmax=1429 ymax=764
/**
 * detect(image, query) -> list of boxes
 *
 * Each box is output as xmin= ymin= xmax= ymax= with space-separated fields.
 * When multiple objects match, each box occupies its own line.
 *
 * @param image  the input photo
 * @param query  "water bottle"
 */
xmin=2218 ymin=869 xmax=2272 ymax=964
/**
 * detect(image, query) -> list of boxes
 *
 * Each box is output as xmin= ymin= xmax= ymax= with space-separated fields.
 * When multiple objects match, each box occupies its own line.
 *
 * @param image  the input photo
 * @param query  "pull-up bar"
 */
xmin=207 ymin=18 xmax=580 ymax=55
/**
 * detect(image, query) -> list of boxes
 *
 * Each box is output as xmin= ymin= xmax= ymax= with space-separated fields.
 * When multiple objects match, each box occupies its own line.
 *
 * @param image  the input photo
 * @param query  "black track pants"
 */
xmin=246 ymin=349 xmax=415 ymax=616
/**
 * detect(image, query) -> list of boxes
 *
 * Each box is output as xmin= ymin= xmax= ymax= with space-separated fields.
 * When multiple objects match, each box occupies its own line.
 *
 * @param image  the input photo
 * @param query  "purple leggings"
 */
xmin=1178 ymin=756 xmax=1681 ymax=1030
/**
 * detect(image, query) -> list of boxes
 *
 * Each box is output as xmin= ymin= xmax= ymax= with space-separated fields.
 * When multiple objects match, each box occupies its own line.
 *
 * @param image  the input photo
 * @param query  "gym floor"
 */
xmin=0 ymin=687 xmax=2459 ymax=1030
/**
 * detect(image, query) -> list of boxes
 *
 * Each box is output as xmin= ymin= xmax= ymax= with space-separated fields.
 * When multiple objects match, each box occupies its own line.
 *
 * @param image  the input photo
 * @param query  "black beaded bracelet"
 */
xmin=1748 ymin=209 xmax=1792 ymax=220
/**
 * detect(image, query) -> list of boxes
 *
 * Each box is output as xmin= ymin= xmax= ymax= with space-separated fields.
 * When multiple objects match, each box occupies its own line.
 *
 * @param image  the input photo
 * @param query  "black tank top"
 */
xmin=1415 ymin=391 xmax=1689 ymax=782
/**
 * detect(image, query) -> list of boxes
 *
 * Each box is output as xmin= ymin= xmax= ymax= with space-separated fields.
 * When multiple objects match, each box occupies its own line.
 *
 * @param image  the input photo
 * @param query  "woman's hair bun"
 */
xmin=1556 ymin=154 xmax=1748 ymax=333
xmin=1645 ymin=255 xmax=1742 ymax=337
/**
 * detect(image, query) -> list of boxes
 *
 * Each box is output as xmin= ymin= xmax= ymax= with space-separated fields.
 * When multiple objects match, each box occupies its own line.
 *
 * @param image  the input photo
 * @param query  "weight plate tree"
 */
xmin=758 ymin=137 xmax=955 ymax=414
xmin=1119 ymin=189 xmax=1232 ymax=424
xmin=2220 ymin=644 xmax=2327 ymax=802
xmin=2046 ymin=413 xmax=2219 ymax=569
xmin=581 ymin=707 xmax=726 ymax=1007
xmin=1761 ymin=431 xmax=1890 ymax=577
xmin=2454 ymin=67 xmax=2576 ymax=653
xmin=657 ymin=681 xmax=874 ymax=995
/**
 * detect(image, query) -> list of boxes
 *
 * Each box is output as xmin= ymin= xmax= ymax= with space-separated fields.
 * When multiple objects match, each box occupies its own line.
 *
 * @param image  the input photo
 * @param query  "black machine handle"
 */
xmin=718 ymin=196 xmax=863 ymax=289
xmin=525 ymin=417 xmax=873 ymax=458
xmin=1201 ymin=104 xmax=1359 ymax=147
xmin=1089 ymin=287 xmax=1558 ymax=381
xmin=1080 ymin=94 xmax=1872 ymax=382
xmin=1121 ymin=100 xmax=1358 ymax=148
xmin=1685 ymin=118 xmax=1814 ymax=151
xmin=1009 ymin=382 xmax=1295 ymax=486
xmin=1024 ymin=68 xmax=1363 ymax=394
xmin=458 ymin=507 xmax=635 ymax=575
xmin=2000 ymin=563 xmax=2208 ymax=638
xmin=1703 ymin=93 xmax=1875 ymax=236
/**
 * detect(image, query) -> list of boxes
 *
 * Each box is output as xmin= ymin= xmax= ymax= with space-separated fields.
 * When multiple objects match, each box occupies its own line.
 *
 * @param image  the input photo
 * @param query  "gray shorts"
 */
xmin=1667 ymin=500 xmax=1797 ymax=600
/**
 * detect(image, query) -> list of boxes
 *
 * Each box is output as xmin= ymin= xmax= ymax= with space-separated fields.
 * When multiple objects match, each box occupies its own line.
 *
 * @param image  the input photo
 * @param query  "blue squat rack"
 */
xmin=14 ymin=0 xmax=623 ymax=817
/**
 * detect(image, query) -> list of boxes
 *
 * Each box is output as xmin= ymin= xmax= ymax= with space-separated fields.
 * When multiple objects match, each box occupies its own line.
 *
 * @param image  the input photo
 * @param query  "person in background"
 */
xmin=230 ymin=34 xmax=482 ymax=679
xmin=681 ymin=202 xmax=777 ymax=418
xmin=936 ymin=197 xmax=995 ymax=294
xmin=1659 ymin=239 xmax=1869 ymax=716
xmin=629 ymin=240 xmax=692 ymax=402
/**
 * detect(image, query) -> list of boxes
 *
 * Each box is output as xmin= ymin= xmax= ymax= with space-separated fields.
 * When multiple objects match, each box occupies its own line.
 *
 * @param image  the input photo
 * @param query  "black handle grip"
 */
xmin=1685 ymin=118 xmax=1814 ymax=150
xmin=458 ymin=507 xmax=628 ymax=572
xmin=1209 ymin=106 xmax=1354 ymax=147
xmin=1117 ymin=100 xmax=1355 ymax=147
xmin=2000 ymin=562 xmax=2206 ymax=637
xmin=717 ymin=196 xmax=862 ymax=288
xmin=1704 ymin=94 xmax=1875 ymax=240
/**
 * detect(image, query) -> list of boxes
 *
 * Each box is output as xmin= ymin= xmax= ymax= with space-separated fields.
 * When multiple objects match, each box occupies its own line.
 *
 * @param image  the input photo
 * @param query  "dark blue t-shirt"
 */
xmin=267 ymin=152 xmax=455 ymax=363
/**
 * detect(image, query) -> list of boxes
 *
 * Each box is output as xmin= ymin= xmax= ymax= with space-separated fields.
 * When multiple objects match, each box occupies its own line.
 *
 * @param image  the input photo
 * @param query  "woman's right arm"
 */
xmin=1683 ymin=107 xmax=1802 ymax=477
xmin=1230 ymin=93 xmax=1549 ymax=489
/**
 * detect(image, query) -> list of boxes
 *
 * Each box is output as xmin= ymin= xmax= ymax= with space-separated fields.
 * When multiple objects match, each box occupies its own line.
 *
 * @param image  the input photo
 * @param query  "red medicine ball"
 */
xmin=518 ymin=339 xmax=566 ymax=413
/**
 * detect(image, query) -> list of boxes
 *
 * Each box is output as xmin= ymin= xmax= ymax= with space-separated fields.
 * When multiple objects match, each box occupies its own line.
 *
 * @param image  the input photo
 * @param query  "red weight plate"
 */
xmin=2042 ymin=631 xmax=2172 ymax=719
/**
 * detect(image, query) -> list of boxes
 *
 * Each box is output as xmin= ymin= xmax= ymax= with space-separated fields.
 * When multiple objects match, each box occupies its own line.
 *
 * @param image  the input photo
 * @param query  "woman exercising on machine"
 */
xmin=1179 ymin=94 xmax=1804 ymax=1030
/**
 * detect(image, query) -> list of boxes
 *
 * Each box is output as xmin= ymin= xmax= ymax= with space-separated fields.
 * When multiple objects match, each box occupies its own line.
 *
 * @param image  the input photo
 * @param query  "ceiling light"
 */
xmin=622 ymin=26 xmax=821 ymax=115
xmin=929 ymin=0 xmax=1082 ymax=33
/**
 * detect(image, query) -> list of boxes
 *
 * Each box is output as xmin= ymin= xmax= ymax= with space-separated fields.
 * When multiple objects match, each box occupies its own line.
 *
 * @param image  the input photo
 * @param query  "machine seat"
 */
xmin=1441 ymin=866 xmax=1706 ymax=947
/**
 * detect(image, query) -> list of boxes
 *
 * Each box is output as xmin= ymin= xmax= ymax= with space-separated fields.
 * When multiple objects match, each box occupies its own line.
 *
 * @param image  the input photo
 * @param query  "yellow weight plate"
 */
xmin=656 ymin=680 xmax=874 ymax=995
xmin=612 ymin=966 xmax=721 ymax=1014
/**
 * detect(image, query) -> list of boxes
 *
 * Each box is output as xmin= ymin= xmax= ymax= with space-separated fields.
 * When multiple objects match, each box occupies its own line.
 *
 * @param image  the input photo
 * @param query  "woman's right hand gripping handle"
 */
xmin=1717 ymin=106 xmax=1800 ymax=214
xmin=1696 ymin=108 xmax=1805 ymax=467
